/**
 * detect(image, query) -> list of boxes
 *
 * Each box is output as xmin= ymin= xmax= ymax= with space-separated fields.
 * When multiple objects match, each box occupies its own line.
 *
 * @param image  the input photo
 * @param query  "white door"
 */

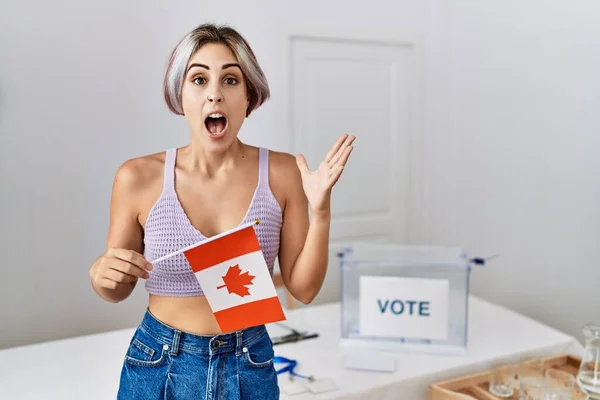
xmin=289 ymin=36 xmax=421 ymax=303
xmin=198 ymin=2 xmax=425 ymax=305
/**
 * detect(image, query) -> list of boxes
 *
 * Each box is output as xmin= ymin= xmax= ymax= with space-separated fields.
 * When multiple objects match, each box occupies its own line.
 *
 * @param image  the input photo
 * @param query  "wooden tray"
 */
xmin=429 ymin=354 xmax=586 ymax=399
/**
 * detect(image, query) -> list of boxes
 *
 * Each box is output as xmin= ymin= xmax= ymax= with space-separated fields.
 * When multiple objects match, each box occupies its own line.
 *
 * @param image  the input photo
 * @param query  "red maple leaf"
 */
xmin=216 ymin=264 xmax=255 ymax=297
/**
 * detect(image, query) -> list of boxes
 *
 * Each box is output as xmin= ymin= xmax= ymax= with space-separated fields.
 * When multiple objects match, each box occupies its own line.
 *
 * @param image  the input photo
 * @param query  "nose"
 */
xmin=206 ymin=92 xmax=223 ymax=103
xmin=206 ymin=78 xmax=224 ymax=103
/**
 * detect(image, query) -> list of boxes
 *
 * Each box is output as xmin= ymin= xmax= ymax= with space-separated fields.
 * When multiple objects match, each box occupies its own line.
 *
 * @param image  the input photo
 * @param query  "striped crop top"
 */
xmin=143 ymin=147 xmax=283 ymax=296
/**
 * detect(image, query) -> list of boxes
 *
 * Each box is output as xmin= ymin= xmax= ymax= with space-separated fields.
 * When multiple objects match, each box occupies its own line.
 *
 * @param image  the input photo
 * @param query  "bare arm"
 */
xmin=277 ymin=160 xmax=324 ymax=304
xmin=278 ymin=181 xmax=331 ymax=304
xmin=89 ymin=160 xmax=152 ymax=303
xmin=277 ymin=135 xmax=355 ymax=304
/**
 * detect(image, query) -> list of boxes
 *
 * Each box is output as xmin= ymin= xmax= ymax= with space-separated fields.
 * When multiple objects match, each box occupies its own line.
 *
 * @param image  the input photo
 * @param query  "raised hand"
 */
xmin=295 ymin=133 xmax=355 ymax=217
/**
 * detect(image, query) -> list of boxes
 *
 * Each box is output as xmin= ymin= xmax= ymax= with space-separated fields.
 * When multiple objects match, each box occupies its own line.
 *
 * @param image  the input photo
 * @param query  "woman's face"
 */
xmin=181 ymin=42 xmax=248 ymax=149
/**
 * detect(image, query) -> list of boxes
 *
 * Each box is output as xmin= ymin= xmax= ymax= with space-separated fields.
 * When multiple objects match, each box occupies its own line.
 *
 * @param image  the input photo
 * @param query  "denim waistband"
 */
xmin=138 ymin=308 xmax=269 ymax=356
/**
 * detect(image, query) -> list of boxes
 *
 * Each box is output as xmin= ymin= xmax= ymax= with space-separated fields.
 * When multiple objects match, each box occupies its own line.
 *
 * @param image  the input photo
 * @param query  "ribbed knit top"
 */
xmin=143 ymin=147 xmax=283 ymax=297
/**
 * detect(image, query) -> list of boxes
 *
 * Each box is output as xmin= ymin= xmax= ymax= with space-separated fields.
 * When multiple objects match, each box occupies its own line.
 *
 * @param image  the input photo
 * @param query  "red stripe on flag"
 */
xmin=184 ymin=226 xmax=261 ymax=273
xmin=214 ymin=296 xmax=286 ymax=332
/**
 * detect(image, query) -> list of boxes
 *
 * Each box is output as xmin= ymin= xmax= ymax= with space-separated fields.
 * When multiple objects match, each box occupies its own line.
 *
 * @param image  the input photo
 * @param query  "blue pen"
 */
xmin=274 ymin=356 xmax=314 ymax=381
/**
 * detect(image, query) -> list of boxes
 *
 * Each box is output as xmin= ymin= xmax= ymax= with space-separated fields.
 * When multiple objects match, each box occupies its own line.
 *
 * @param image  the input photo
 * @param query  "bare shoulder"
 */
xmin=104 ymin=151 xmax=167 ymax=253
xmin=110 ymin=151 xmax=167 ymax=222
xmin=269 ymin=150 xmax=300 ymax=178
xmin=267 ymin=150 xmax=305 ymax=211
xmin=113 ymin=151 xmax=165 ymax=193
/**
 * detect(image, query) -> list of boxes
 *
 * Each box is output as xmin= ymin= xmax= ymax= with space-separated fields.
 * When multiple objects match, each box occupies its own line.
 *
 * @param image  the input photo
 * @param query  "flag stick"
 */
xmin=150 ymin=219 xmax=260 ymax=264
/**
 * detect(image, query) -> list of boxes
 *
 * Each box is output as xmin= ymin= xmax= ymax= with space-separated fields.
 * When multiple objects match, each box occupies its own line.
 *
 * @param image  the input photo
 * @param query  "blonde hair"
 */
xmin=163 ymin=23 xmax=270 ymax=117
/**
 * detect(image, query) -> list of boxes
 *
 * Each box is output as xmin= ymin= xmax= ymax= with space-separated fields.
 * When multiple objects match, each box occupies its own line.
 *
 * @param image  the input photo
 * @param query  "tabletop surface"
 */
xmin=0 ymin=296 xmax=583 ymax=400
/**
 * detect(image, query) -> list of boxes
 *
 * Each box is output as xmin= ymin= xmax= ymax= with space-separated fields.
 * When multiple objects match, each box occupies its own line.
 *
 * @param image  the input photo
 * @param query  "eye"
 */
xmin=193 ymin=77 xmax=206 ymax=85
xmin=224 ymin=77 xmax=238 ymax=85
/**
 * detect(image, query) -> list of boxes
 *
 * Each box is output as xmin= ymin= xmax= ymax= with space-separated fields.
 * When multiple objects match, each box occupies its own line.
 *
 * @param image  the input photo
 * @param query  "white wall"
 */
xmin=196 ymin=0 xmax=430 ymax=308
xmin=1 ymin=0 xmax=597 ymax=350
xmin=0 ymin=0 xmax=428 ymax=349
xmin=420 ymin=0 xmax=600 ymax=343
xmin=0 ymin=1 xmax=201 ymax=349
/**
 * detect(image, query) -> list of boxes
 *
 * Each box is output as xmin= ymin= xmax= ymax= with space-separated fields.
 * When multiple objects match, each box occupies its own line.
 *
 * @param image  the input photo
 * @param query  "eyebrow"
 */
xmin=186 ymin=63 xmax=242 ymax=73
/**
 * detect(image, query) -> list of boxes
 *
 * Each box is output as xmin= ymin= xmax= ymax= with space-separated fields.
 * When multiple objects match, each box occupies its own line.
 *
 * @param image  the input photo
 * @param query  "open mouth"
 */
xmin=204 ymin=113 xmax=228 ymax=138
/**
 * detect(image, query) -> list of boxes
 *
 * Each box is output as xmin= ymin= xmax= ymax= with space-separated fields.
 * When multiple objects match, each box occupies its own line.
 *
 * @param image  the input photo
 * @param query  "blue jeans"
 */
xmin=117 ymin=309 xmax=280 ymax=399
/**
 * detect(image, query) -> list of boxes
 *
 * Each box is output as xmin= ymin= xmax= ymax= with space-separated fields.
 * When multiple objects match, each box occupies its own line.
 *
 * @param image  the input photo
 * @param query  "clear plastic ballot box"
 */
xmin=337 ymin=243 xmax=475 ymax=355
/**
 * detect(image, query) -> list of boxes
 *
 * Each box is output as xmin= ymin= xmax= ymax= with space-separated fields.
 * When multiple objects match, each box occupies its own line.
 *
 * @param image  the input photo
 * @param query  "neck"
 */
xmin=180 ymin=138 xmax=247 ymax=176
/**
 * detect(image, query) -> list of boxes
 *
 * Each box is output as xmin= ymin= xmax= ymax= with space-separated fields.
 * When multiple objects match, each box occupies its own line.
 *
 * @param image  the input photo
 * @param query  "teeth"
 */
xmin=208 ymin=113 xmax=223 ymax=118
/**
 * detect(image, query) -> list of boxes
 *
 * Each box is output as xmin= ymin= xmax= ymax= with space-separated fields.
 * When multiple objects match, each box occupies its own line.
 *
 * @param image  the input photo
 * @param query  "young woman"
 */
xmin=88 ymin=23 xmax=355 ymax=399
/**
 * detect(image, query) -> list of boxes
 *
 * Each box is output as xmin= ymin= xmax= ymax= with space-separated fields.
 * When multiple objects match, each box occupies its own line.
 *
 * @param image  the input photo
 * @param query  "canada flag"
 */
xmin=182 ymin=222 xmax=286 ymax=332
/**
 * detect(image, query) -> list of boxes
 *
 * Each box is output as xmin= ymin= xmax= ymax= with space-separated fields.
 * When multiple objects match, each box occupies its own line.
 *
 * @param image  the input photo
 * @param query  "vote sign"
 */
xmin=359 ymin=275 xmax=450 ymax=341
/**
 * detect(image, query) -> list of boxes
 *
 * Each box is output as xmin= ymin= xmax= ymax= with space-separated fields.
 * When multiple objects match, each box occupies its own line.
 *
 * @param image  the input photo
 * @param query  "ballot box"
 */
xmin=337 ymin=243 xmax=474 ymax=355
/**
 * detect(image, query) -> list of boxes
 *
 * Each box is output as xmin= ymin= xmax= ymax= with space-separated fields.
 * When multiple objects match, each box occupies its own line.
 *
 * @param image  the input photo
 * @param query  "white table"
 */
xmin=0 ymin=296 xmax=583 ymax=399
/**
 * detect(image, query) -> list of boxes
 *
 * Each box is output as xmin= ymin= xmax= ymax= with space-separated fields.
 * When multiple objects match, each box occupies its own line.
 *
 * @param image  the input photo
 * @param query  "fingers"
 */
xmin=93 ymin=262 xmax=140 ymax=290
xmin=329 ymin=135 xmax=356 ymax=166
xmin=96 ymin=278 xmax=128 ymax=291
xmin=331 ymin=144 xmax=353 ymax=170
xmin=105 ymin=268 xmax=139 ymax=284
xmin=328 ymin=163 xmax=345 ymax=186
xmin=295 ymin=154 xmax=310 ymax=176
xmin=325 ymin=134 xmax=350 ymax=163
xmin=92 ymin=248 xmax=153 ymax=291
xmin=96 ymin=278 xmax=121 ymax=290
xmin=108 ymin=248 xmax=153 ymax=272
xmin=328 ymin=144 xmax=354 ymax=187
xmin=110 ymin=258 xmax=151 ymax=279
